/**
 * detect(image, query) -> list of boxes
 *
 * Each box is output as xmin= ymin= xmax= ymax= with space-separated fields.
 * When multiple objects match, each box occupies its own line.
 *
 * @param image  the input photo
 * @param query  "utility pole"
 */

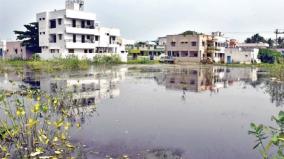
xmin=275 ymin=29 xmax=284 ymax=48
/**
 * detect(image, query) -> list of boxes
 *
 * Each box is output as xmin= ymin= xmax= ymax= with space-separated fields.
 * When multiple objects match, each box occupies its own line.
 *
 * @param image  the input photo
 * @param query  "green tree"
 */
xmin=258 ymin=48 xmax=282 ymax=64
xmin=267 ymin=38 xmax=274 ymax=48
xmin=245 ymin=34 xmax=267 ymax=43
xmin=14 ymin=22 xmax=41 ymax=53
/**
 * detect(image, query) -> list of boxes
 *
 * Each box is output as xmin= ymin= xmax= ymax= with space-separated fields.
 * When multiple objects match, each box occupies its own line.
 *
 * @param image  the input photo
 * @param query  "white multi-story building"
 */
xmin=36 ymin=0 xmax=128 ymax=62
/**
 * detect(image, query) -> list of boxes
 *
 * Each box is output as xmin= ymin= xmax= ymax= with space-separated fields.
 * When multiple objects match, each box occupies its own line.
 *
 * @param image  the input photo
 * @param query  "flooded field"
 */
xmin=0 ymin=64 xmax=282 ymax=159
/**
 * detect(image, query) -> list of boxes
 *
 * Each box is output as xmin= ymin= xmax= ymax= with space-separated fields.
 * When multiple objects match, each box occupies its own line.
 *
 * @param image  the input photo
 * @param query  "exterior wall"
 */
xmin=5 ymin=41 xmax=32 ymax=60
xmin=36 ymin=0 xmax=127 ymax=62
xmin=165 ymin=34 xmax=209 ymax=63
xmin=225 ymin=48 xmax=260 ymax=64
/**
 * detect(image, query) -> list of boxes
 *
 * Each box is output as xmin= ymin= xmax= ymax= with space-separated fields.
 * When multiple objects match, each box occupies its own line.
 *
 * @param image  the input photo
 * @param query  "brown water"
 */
xmin=0 ymin=64 xmax=282 ymax=159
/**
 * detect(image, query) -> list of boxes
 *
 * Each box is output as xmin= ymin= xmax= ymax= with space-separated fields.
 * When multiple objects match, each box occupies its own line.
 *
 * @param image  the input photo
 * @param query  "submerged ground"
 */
xmin=0 ymin=64 xmax=282 ymax=159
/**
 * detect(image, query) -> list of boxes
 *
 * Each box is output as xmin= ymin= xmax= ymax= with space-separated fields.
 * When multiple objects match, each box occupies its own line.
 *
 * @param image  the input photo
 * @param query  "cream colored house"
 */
xmin=165 ymin=32 xmax=226 ymax=64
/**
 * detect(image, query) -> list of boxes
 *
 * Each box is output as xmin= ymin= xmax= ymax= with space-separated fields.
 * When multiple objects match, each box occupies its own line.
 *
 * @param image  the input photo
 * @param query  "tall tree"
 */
xmin=245 ymin=34 xmax=267 ymax=43
xmin=14 ymin=22 xmax=40 ymax=53
xmin=267 ymin=38 xmax=274 ymax=48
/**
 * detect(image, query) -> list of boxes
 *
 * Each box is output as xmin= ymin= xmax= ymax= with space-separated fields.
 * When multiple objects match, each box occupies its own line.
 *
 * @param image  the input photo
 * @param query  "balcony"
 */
xmin=65 ymin=40 xmax=96 ymax=49
xmin=66 ymin=24 xmax=96 ymax=35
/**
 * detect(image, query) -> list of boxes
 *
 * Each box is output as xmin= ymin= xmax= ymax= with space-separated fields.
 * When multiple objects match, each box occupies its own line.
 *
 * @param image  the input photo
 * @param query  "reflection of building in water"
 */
xmin=40 ymin=68 xmax=127 ymax=107
xmin=155 ymin=67 xmax=259 ymax=92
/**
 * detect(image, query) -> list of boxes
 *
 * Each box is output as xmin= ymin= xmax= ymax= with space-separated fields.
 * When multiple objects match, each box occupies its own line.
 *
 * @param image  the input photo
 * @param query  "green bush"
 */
xmin=93 ymin=54 xmax=122 ymax=65
xmin=32 ymin=54 xmax=41 ymax=61
xmin=258 ymin=49 xmax=282 ymax=64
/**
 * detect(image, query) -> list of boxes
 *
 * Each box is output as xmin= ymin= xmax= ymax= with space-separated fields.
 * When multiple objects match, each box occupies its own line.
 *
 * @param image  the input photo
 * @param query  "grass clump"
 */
xmin=93 ymin=54 xmax=122 ymax=65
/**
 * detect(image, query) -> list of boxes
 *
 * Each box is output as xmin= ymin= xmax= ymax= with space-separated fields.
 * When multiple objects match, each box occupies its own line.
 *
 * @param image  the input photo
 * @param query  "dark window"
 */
xmin=69 ymin=49 xmax=74 ymax=53
xmin=171 ymin=42 xmax=176 ymax=47
xmin=191 ymin=42 xmax=197 ymax=46
xmin=87 ymin=35 xmax=90 ymax=39
xmin=189 ymin=51 xmax=198 ymax=57
xmin=95 ymin=36 xmax=99 ymax=41
xmin=58 ymin=34 xmax=62 ymax=40
xmin=72 ymin=20 xmax=76 ymax=27
xmin=82 ymin=35 xmax=85 ymax=43
xmin=21 ymin=49 xmax=23 ymax=53
xmin=89 ymin=49 xmax=93 ymax=53
xmin=73 ymin=35 xmax=76 ymax=43
xmin=81 ymin=20 xmax=85 ymax=28
xmin=50 ymin=34 xmax=56 ymax=43
xmin=84 ymin=49 xmax=88 ymax=53
xmin=58 ymin=19 xmax=62 ymax=25
xmin=15 ymin=49 xmax=18 ymax=54
xmin=202 ymin=41 xmax=205 ymax=46
xmin=39 ymin=18 xmax=42 ymax=21
xmin=43 ymin=18 xmax=45 ymax=20
xmin=50 ymin=19 xmax=56 ymax=28
xmin=87 ymin=20 xmax=91 ymax=25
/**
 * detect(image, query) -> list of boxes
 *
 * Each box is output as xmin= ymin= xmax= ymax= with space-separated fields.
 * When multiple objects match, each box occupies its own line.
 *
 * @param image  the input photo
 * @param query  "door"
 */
xmin=227 ymin=56 xmax=232 ymax=64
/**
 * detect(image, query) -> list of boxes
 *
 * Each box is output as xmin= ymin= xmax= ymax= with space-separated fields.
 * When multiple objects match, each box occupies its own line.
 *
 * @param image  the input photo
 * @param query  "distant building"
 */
xmin=225 ymin=48 xmax=260 ymax=64
xmin=127 ymin=41 xmax=165 ymax=60
xmin=36 ymin=0 xmax=128 ymax=62
xmin=0 ymin=41 xmax=32 ymax=60
xmin=224 ymin=39 xmax=265 ymax=64
xmin=165 ymin=31 xmax=226 ymax=64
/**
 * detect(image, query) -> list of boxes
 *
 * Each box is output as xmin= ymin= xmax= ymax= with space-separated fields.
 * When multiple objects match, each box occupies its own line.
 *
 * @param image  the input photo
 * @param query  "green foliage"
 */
xmin=32 ymin=54 xmax=41 ymax=61
xmin=127 ymin=57 xmax=158 ymax=64
xmin=245 ymin=34 xmax=267 ymax=43
xmin=14 ymin=22 xmax=40 ymax=53
xmin=258 ymin=49 xmax=282 ymax=64
xmin=180 ymin=30 xmax=202 ymax=36
xmin=249 ymin=111 xmax=284 ymax=159
xmin=0 ymin=89 xmax=89 ymax=158
xmin=93 ymin=54 xmax=122 ymax=65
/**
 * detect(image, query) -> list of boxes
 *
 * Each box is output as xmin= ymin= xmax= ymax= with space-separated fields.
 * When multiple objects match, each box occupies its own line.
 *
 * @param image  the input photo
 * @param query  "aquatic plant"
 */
xmin=0 ymin=89 xmax=84 ymax=158
xmin=249 ymin=111 xmax=284 ymax=159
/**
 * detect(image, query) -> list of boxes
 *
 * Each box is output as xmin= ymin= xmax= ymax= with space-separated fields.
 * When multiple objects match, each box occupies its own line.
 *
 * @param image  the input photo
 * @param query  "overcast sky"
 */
xmin=0 ymin=0 xmax=283 ymax=41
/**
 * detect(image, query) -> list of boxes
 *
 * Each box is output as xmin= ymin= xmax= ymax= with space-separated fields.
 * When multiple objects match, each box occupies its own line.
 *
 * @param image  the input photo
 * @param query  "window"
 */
xmin=84 ymin=49 xmax=88 ymax=53
xmin=21 ymin=49 xmax=23 ymax=53
xmin=73 ymin=35 xmax=76 ymax=43
xmin=58 ymin=19 xmax=62 ymax=25
xmin=202 ymin=41 xmax=205 ymax=46
xmin=58 ymin=34 xmax=62 ymax=40
xmin=15 ymin=49 xmax=18 ymax=54
xmin=50 ymin=19 xmax=56 ymax=28
xmin=181 ymin=51 xmax=188 ymax=57
xmin=171 ymin=42 xmax=176 ymax=47
xmin=191 ymin=41 xmax=197 ymax=46
xmin=86 ymin=35 xmax=90 ymax=39
xmin=87 ymin=20 xmax=91 ymax=25
xmin=81 ymin=20 xmax=85 ymax=28
xmin=39 ymin=18 xmax=42 ymax=21
xmin=69 ymin=49 xmax=74 ymax=53
xmin=43 ymin=18 xmax=45 ymax=20
xmin=89 ymin=49 xmax=93 ymax=53
xmin=82 ymin=35 xmax=85 ymax=43
xmin=72 ymin=20 xmax=76 ymax=27
xmin=189 ymin=51 xmax=198 ymax=57
xmin=95 ymin=36 xmax=99 ymax=41
xmin=49 ymin=34 xmax=56 ymax=43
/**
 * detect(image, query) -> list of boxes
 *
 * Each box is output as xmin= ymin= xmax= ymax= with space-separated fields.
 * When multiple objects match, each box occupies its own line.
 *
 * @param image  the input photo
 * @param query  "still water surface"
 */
xmin=0 ymin=65 xmax=282 ymax=159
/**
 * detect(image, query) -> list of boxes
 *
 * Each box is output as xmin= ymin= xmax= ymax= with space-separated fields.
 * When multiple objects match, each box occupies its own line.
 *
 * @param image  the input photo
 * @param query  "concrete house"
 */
xmin=36 ymin=0 xmax=128 ymax=62
xmin=0 ymin=41 xmax=32 ymax=60
xmin=165 ymin=31 xmax=226 ymax=64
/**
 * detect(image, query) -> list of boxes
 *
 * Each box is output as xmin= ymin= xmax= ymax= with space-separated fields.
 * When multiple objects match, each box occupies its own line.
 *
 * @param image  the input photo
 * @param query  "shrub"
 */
xmin=93 ymin=54 xmax=122 ymax=65
xmin=258 ymin=49 xmax=282 ymax=64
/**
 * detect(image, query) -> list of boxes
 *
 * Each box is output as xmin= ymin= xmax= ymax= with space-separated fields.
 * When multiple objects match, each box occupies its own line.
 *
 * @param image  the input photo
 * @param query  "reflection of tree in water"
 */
xmin=264 ymin=80 xmax=284 ymax=107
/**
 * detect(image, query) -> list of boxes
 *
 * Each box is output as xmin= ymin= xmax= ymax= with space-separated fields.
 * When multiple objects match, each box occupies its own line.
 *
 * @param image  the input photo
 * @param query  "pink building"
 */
xmin=5 ymin=41 xmax=32 ymax=60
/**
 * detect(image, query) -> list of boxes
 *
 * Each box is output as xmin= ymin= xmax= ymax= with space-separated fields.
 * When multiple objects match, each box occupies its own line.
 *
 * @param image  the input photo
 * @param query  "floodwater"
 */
xmin=0 ymin=64 xmax=283 ymax=159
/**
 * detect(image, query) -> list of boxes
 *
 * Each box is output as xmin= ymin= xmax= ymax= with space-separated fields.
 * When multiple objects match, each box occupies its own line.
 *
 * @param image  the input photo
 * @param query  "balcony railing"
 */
xmin=65 ymin=39 xmax=95 ymax=43
xmin=66 ymin=24 xmax=95 ymax=29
